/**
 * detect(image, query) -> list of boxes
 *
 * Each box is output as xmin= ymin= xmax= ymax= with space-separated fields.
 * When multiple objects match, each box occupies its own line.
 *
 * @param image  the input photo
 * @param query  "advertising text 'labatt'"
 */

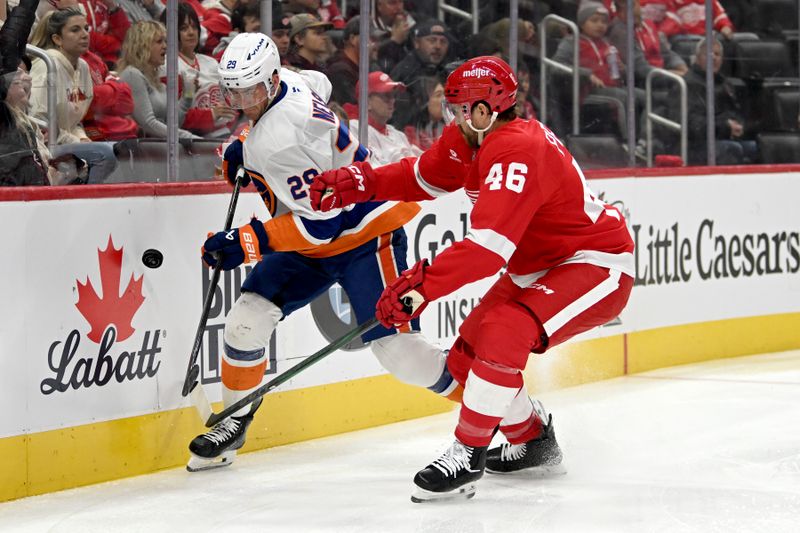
xmin=41 ymin=237 xmax=164 ymax=394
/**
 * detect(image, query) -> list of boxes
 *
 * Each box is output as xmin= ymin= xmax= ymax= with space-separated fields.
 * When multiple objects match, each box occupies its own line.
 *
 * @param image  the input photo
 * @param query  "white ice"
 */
xmin=1 ymin=350 xmax=799 ymax=533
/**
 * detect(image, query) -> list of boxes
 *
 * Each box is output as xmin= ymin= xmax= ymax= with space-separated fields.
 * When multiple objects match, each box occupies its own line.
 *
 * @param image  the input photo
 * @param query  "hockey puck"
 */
xmin=142 ymin=249 xmax=164 ymax=269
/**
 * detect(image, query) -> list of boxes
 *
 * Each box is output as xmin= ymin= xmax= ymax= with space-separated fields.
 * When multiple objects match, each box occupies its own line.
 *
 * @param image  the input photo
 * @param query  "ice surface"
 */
xmin=1 ymin=350 xmax=798 ymax=533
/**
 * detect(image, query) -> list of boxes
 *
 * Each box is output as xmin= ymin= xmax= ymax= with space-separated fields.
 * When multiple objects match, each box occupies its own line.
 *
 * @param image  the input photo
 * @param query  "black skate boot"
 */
xmin=485 ymin=414 xmax=565 ymax=475
xmin=411 ymin=439 xmax=487 ymax=503
xmin=186 ymin=399 xmax=262 ymax=472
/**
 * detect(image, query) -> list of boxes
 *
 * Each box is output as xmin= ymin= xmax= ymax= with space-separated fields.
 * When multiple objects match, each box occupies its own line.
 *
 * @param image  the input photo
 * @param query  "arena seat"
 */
xmin=767 ymin=88 xmax=800 ymax=131
xmin=757 ymin=132 xmax=800 ymax=162
xmin=734 ymin=40 xmax=794 ymax=79
xmin=669 ymin=34 xmax=703 ymax=65
xmin=753 ymin=0 xmax=798 ymax=37
xmin=566 ymin=134 xmax=629 ymax=169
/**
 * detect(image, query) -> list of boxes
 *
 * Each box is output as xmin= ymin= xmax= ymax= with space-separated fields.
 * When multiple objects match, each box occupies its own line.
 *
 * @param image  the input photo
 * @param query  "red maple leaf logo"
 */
xmin=75 ymin=236 xmax=145 ymax=343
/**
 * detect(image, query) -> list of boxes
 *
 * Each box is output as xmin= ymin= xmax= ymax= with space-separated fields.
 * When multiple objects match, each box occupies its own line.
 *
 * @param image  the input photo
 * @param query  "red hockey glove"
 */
xmin=309 ymin=161 xmax=377 ymax=212
xmin=376 ymin=259 xmax=430 ymax=328
xmin=202 ymin=219 xmax=269 ymax=270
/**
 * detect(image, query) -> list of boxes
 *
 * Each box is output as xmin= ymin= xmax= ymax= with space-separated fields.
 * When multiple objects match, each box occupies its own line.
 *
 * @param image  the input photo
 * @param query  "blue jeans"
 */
xmin=716 ymin=140 xmax=759 ymax=165
xmin=51 ymin=142 xmax=118 ymax=183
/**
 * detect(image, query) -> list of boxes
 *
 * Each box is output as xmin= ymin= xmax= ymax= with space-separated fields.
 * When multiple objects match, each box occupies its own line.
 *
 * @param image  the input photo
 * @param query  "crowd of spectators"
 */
xmin=1 ymin=0 xmax=798 ymax=186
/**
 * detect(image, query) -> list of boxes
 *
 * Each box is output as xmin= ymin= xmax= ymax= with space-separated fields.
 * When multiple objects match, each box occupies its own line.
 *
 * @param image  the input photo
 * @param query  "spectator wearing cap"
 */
xmin=270 ymin=10 xmax=292 ymax=62
xmin=283 ymin=0 xmax=345 ymax=29
xmin=372 ymin=0 xmax=416 ymax=73
xmin=389 ymin=19 xmax=449 ymax=129
xmin=349 ymin=71 xmax=422 ymax=167
xmin=286 ymin=13 xmax=332 ymax=71
xmin=553 ymin=2 xmax=646 ymax=145
xmin=325 ymin=16 xmax=379 ymax=106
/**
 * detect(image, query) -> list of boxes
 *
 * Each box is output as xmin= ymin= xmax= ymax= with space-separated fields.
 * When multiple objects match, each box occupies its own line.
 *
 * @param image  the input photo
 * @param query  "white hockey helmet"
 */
xmin=218 ymin=32 xmax=281 ymax=109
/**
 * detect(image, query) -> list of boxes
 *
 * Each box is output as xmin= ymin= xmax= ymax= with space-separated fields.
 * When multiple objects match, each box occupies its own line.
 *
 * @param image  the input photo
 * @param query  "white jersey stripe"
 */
xmin=337 ymin=201 xmax=397 ymax=237
xmin=438 ymin=379 xmax=460 ymax=397
xmin=291 ymin=213 xmax=330 ymax=246
xmin=542 ymin=268 xmax=622 ymax=336
xmin=413 ymin=158 xmax=450 ymax=198
xmin=499 ymin=385 xmax=534 ymax=426
xmin=463 ymin=370 xmax=519 ymax=416
xmin=466 ymin=228 xmax=517 ymax=262
xmin=508 ymin=250 xmax=634 ymax=287
xmin=222 ymin=352 xmax=267 ymax=368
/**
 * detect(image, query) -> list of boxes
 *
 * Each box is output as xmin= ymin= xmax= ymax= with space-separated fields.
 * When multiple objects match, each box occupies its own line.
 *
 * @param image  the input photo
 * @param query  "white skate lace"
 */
xmin=204 ymin=418 xmax=241 ymax=445
xmin=499 ymin=443 xmax=527 ymax=462
xmin=431 ymin=441 xmax=474 ymax=477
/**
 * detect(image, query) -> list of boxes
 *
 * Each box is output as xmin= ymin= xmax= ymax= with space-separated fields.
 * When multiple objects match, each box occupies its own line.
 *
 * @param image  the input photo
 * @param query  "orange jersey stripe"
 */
xmin=263 ymin=202 xmax=421 ymax=258
xmin=221 ymin=358 xmax=267 ymax=391
xmin=445 ymin=384 xmax=464 ymax=403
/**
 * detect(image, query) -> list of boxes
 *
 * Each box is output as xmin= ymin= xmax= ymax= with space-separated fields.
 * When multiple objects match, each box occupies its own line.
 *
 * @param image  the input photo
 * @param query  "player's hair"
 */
xmin=118 ymin=21 xmax=167 ymax=87
xmin=29 ymin=8 xmax=84 ymax=50
xmin=497 ymin=105 xmax=518 ymax=122
xmin=471 ymin=99 xmax=517 ymax=121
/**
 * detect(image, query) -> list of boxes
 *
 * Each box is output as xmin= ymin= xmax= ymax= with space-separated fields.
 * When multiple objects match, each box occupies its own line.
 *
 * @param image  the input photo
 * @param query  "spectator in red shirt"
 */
xmin=673 ymin=0 xmax=734 ymax=38
xmin=78 ymin=0 xmax=131 ymax=67
xmin=201 ymin=0 xmax=239 ymax=55
xmin=81 ymin=49 xmax=138 ymax=140
xmin=553 ymin=2 xmax=645 ymax=141
xmin=607 ymin=0 xmax=687 ymax=86
xmin=639 ymin=0 xmax=683 ymax=37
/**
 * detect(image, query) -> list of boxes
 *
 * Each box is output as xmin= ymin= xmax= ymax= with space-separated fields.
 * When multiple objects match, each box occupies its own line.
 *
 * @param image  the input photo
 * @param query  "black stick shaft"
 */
xmin=205 ymin=317 xmax=381 ymax=427
xmin=181 ymin=174 xmax=243 ymax=397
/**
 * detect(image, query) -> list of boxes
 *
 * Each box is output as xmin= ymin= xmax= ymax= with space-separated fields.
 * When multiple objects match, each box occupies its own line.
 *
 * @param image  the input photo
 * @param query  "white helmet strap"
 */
xmin=466 ymin=111 xmax=498 ymax=146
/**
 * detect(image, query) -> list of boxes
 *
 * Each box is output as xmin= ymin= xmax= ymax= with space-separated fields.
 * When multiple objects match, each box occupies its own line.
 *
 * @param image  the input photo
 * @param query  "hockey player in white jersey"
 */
xmin=187 ymin=33 xmax=462 ymax=471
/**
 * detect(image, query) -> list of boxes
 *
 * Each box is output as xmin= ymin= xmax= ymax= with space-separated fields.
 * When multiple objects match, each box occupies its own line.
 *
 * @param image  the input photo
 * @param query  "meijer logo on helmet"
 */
xmin=463 ymin=67 xmax=492 ymax=78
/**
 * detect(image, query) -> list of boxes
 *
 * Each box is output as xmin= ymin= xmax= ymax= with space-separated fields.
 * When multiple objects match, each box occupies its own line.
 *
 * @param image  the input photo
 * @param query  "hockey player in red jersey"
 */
xmin=310 ymin=56 xmax=635 ymax=502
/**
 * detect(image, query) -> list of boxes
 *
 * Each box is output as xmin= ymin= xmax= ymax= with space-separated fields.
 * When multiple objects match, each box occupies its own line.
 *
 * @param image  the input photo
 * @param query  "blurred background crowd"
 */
xmin=1 ymin=0 xmax=799 ymax=186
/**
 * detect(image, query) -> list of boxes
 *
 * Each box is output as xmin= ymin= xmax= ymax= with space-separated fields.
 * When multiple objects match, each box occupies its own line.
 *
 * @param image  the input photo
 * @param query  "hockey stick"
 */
xmin=204 ymin=316 xmax=382 ymax=427
xmin=182 ymin=169 xmax=244 ymax=398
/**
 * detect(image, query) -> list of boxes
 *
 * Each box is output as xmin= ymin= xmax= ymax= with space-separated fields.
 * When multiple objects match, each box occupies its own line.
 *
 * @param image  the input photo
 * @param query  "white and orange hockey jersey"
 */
xmin=242 ymin=68 xmax=419 ymax=258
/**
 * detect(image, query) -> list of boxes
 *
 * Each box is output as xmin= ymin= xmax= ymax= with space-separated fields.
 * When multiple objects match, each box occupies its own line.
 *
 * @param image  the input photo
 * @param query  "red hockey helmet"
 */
xmin=444 ymin=56 xmax=517 ymax=112
xmin=442 ymin=56 xmax=518 ymax=139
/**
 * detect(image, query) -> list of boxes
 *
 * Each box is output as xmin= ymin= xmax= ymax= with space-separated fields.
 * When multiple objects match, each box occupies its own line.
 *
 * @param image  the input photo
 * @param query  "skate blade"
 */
xmin=486 ymin=462 xmax=567 ymax=477
xmin=186 ymin=450 xmax=236 ymax=472
xmin=410 ymin=483 xmax=477 ymax=503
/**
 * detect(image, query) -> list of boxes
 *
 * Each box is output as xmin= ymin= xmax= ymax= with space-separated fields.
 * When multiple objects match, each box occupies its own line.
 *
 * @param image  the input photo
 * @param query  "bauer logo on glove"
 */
xmin=202 ymin=218 xmax=270 ymax=270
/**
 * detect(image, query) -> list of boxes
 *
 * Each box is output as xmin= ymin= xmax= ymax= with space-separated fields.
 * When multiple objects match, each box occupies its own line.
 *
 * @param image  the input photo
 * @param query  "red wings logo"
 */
xmin=75 ymin=236 xmax=145 ymax=343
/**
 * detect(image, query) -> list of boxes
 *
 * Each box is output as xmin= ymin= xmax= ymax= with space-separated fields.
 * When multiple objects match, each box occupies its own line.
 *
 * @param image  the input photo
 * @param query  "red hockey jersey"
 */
xmin=371 ymin=120 xmax=635 ymax=301
xmin=672 ymin=0 xmax=733 ymax=35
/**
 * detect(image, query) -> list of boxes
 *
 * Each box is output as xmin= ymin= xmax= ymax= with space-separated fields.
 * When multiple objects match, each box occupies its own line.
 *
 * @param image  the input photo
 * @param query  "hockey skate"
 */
xmin=411 ymin=439 xmax=487 ymax=503
xmin=186 ymin=399 xmax=261 ymax=472
xmin=485 ymin=414 xmax=566 ymax=476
